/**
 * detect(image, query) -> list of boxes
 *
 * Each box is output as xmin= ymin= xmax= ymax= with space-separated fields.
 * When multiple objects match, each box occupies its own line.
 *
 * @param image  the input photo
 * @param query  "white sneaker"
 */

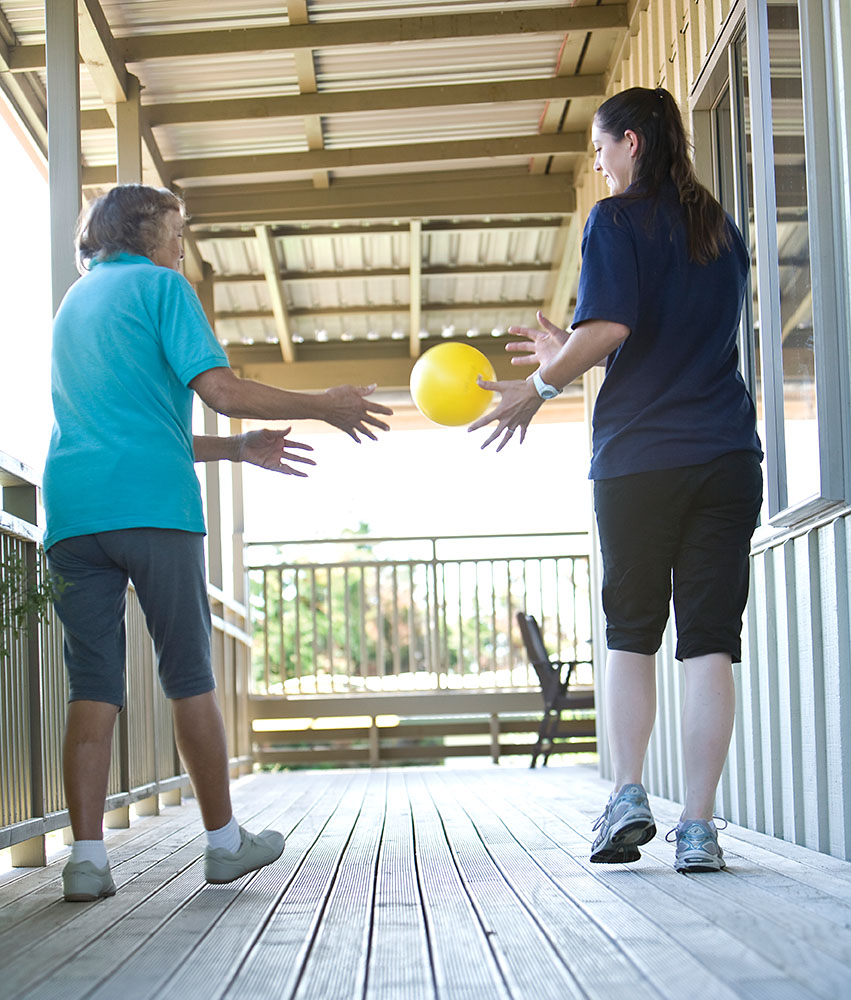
xmin=204 ymin=826 xmax=285 ymax=884
xmin=63 ymin=860 xmax=117 ymax=901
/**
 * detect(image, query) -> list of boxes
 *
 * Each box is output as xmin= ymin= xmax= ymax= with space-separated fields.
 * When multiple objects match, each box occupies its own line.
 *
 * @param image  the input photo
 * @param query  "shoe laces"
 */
xmin=665 ymin=816 xmax=728 ymax=843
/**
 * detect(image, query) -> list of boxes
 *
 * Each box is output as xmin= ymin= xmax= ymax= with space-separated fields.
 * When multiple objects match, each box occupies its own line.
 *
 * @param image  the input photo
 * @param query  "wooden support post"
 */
xmin=409 ymin=219 xmax=422 ymax=359
xmin=369 ymin=718 xmax=380 ymax=767
xmin=490 ymin=713 xmax=501 ymax=764
xmin=10 ymin=835 xmax=46 ymax=868
xmin=134 ymin=794 xmax=159 ymax=817
xmin=45 ymin=0 xmax=81 ymax=315
xmin=104 ymin=805 xmax=130 ymax=829
xmin=161 ymin=788 xmax=182 ymax=807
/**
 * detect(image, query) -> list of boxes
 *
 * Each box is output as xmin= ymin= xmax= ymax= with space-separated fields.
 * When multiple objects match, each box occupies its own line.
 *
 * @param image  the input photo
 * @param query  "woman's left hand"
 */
xmin=506 ymin=311 xmax=569 ymax=369
xmin=468 ymin=377 xmax=543 ymax=451
xmin=237 ymin=428 xmax=316 ymax=477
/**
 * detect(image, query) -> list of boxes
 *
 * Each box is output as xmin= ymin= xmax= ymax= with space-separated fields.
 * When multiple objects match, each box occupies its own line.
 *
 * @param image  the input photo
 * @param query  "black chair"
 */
xmin=516 ymin=612 xmax=595 ymax=767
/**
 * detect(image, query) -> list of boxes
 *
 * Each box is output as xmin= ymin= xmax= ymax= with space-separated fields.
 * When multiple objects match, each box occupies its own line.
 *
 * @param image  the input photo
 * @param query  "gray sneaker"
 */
xmin=204 ymin=825 xmax=285 ymax=884
xmin=62 ymin=860 xmax=117 ymax=902
xmin=667 ymin=818 xmax=727 ymax=873
xmin=590 ymin=783 xmax=656 ymax=864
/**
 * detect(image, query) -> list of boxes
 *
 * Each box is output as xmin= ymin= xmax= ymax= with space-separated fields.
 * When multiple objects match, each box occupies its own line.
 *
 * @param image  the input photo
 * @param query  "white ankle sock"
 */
xmin=70 ymin=839 xmax=108 ymax=867
xmin=206 ymin=815 xmax=241 ymax=853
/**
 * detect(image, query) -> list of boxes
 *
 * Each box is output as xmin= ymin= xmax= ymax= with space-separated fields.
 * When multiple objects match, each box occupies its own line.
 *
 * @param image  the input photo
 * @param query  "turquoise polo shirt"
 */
xmin=43 ymin=253 xmax=230 ymax=549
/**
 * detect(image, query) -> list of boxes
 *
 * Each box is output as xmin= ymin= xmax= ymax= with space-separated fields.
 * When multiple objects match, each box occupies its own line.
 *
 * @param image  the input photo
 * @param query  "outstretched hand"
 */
xmin=322 ymin=384 xmax=394 ymax=442
xmin=467 ymin=377 xmax=543 ymax=451
xmin=506 ymin=311 xmax=570 ymax=369
xmin=237 ymin=428 xmax=316 ymax=477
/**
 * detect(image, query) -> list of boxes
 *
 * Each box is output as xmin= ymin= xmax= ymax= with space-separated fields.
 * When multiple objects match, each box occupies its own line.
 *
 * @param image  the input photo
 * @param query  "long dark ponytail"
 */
xmin=594 ymin=86 xmax=730 ymax=265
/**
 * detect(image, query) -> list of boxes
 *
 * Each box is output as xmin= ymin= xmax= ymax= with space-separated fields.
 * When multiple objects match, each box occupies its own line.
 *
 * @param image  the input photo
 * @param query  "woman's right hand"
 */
xmin=321 ymin=384 xmax=393 ymax=442
xmin=506 ymin=310 xmax=570 ymax=369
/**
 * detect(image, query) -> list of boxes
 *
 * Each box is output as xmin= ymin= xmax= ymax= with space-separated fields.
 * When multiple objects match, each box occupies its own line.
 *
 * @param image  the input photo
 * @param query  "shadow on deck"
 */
xmin=1 ymin=764 xmax=850 ymax=1000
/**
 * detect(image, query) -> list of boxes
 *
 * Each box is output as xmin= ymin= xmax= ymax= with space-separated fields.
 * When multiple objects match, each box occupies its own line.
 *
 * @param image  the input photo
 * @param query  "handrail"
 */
xmin=0 ymin=450 xmax=252 ymax=868
xmin=246 ymin=531 xmax=590 ymax=550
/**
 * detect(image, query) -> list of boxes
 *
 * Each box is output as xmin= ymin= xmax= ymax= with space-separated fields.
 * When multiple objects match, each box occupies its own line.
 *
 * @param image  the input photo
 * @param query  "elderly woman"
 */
xmin=44 ymin=184 xmax=392 ymax=902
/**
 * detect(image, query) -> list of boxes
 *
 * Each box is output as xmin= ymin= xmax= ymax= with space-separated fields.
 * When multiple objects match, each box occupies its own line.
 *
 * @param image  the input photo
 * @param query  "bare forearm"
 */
xmin=197 ymin=372 xmax=325 ymax=422
xmin=540 ymin=321 xmax=628 ymax=389
xmin=190 ymin=366 xmax=392 ymax=443
xmin=193 ymin=434 xmax=240 ymax=463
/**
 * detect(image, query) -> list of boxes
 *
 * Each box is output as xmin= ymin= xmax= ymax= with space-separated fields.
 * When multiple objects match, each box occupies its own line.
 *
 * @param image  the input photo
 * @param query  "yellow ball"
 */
xmin=409 ymin=342 xmax=496 ymax=426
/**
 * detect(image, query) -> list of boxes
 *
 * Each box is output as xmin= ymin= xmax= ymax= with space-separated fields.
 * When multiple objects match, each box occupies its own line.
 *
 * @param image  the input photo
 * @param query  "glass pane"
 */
xmin=725 ymin=44 xmax=768 ymax=524
xmin=769 ymin=2 xmax=817 ymax=508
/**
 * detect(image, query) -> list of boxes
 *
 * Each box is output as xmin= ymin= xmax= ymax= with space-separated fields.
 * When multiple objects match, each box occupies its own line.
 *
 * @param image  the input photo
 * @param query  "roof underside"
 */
xmin=0 ymin=0 xmax=629 ymax=400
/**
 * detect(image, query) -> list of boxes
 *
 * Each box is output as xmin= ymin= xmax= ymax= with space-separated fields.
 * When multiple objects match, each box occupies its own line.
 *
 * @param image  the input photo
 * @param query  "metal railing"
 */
xmin=247 ymin=532 xmax=593 ymax=695
xmin=246 ymin=532 xmax=595 ymax=766
xmin=0 ymin=450 xmax=252 ymax=866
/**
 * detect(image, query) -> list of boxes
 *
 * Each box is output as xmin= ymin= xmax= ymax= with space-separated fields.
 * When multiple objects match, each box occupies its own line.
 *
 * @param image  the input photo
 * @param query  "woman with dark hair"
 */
xmin=45 ymin=184 xmax=392 ymax=901
xmin=471 ymin=87 xmax=762 ymax=872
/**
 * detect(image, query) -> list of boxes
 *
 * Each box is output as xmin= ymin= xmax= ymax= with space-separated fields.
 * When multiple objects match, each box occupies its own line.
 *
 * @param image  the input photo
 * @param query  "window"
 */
xmin=699 ymin=0 xmax=851 ymax=530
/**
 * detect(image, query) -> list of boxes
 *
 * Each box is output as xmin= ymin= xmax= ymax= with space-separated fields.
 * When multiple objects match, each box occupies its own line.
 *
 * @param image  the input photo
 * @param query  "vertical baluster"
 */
xmin=327 ymin=566 xmax=334 ymax=689
xmin=359 ymin=567 xmax=367 ymax=684
xmin=294 ymin=568 xmax=302 ymax=693
xmin=392 ymin=564 xmax=401 ymax=678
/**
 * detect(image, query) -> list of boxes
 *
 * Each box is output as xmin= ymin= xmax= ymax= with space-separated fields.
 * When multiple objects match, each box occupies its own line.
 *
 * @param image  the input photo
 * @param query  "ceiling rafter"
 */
xmin=77 ymin=0 xmax=127 ymax=104
xmin=6 ymin=6 xmax=627 ymax=69
xmin=254 ymin=225 xmax=296 ymax=363
xmin=217 ymin=299 xmax=541 ymax=321
xmin=71 ymin=0 xmax=205 ymax=282
xmin=77 ymin=75 xmax=606 ymax=131
xmin=287 ymin=0 xmax=328 ymax=190
xmin=213 ymin=263 xmax=553 ymax=284
xmin=184 ymin=170 xmax=576 ymax=225
xmin=193 ymin=220 xmax=564 ymax=241
xmin=0 ymin=7 xmax=47 ymax=154
xmin=82 ymin=131 xmax=588 ymax=186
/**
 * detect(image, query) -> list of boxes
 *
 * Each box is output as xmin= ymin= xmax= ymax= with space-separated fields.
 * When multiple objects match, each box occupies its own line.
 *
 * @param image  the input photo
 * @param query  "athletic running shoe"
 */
xmin=590 ymin=782 xmax=657 ymax=864
xmin=62 ymin=860 xmax=117 ymax=902
xmin=667 ymin=818 xmax=727 ymax=872
xmin=204 ymin=825 xmax=285 ymax=884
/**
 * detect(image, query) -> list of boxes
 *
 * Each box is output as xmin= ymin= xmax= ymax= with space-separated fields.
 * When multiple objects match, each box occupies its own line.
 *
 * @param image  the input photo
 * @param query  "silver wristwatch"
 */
xmin=531 ymin=369 xmax=562 ymax=400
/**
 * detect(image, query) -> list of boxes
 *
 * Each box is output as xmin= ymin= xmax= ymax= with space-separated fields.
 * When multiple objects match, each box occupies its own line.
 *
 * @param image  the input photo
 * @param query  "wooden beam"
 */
xmin=0 ymin=9 xmax=48 ymax=156
xmin=217 ymin=299 xmax=542 ymax=321
xmin=193 ymin=219 xmax=563 ymax=241
xmin=226 ymin=350 xmax=588 ymax=396
xmin=123 ymin=6 xmax=628 ymax=60
xmin=83 ymin=132 xmax=588 ymax=185
xmin=10 ymin=6 xmax=627 ymax=70
xmin=212 ymin=263 xmax=553 ymax=284
xmin=141 ymin=75 xmax=606 ymax=128
xmin=184 ymin=171 xmax=575 ymax=225
xmin=77 ymin=76 xmax=606 ymax=131
xmin=409 ymin=220 xmax=422 ymax=360
xmin=115 ymin=73 xmax=141 ymax=183
xmin=542 ymin=214 xmax=581 ymax=329
xmin=255 ymin=225 xmax=295 ymax=362
xmin=77 ymin=0 xmax=127 ymax=104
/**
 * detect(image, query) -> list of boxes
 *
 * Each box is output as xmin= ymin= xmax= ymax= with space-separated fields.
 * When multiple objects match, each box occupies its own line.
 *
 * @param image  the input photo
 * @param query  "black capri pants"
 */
xmin=593 ymin=450 xmax=763 ymax=663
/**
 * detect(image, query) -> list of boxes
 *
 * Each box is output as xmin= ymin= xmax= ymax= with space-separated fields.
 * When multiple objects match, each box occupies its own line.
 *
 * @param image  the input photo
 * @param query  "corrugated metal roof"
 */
xmin=0 ymin=0 xmax=628 ymax=386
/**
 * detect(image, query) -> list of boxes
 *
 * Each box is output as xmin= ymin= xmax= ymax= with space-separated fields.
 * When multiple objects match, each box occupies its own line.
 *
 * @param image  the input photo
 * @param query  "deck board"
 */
xmin=3 ymin=763 xmax=851 ymax=1000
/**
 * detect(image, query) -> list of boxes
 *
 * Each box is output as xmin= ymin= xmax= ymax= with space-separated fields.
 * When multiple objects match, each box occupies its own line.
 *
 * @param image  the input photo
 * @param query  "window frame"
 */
xmin=693 ymin=0 xmax=851 ymax=532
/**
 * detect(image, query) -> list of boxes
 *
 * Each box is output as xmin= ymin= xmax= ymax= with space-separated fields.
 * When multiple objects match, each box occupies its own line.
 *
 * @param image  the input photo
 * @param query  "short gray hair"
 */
xmin=75 ymin=184 xmax=184 ymax=274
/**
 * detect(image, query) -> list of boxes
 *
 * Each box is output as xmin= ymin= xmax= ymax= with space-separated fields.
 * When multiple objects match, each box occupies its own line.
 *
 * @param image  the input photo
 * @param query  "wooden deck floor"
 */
xmin=3 ymin=763 xmax=851 ymax=1000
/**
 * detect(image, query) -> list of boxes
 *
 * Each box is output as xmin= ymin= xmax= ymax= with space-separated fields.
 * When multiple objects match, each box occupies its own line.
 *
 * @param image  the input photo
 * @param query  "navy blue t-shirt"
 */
xmin=572 ymin=182 xmax=762 ymax=480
